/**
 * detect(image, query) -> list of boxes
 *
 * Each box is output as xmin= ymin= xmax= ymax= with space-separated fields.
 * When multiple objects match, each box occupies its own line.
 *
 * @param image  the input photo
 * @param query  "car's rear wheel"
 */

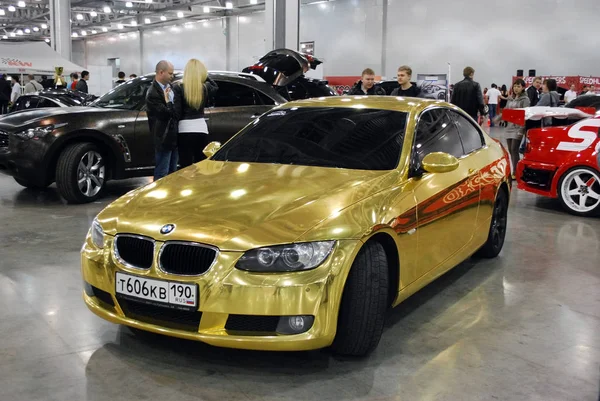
xmin=13 ymin=176 xmax=48 ymax=190
xmin=476 ymin=188 xmax=508 ymax=258
xmin=331 ymin=241 xmax=388 ymax=357
xmin=56 ymin=142 xmax=106 ymax=204
xmin=558 ymin=167 xmax=600 ymax=217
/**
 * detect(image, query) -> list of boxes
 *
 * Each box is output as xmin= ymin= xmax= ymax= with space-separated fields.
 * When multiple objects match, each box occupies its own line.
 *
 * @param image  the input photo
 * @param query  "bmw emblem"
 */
xmin=160 ymin=224 xmax=176 ymax=235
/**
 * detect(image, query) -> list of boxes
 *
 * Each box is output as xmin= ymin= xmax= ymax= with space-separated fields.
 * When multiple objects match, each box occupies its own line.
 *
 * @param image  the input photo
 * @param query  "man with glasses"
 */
xmin=146 ymin=60 xmax=178 ymax=180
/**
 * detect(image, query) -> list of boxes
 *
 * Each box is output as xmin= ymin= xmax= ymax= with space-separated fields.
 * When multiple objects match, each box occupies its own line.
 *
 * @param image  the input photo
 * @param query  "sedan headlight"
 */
xmin=15 ymin=123 xmax=67 ymax=140
xmin=91 ymin=219 xmax=105 ymax=249
xmin=236 ymin=241 xmax=335 ymax=272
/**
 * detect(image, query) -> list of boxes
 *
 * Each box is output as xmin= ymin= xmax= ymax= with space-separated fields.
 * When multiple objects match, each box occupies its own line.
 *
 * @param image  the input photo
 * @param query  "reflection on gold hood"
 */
xmin=97 ymin=160 xmax=398 ymax=251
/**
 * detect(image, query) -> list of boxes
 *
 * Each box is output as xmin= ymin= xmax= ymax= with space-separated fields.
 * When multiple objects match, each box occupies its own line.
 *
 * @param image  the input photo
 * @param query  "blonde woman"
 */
xmin=173 ymin=59 xmax=218 ymax=168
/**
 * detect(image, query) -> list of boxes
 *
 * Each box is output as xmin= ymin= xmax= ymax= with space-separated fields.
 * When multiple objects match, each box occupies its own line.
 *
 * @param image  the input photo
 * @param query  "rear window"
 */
xmin=212 ymin=107 xmax=408 ymax=170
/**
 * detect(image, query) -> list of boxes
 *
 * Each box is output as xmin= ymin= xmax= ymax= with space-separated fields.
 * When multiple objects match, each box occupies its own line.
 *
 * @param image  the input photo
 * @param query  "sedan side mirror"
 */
xmin=421 ymin=152 xmax=460 ymax=174
xmin=203 ymin=141 xmax=222 ymax=158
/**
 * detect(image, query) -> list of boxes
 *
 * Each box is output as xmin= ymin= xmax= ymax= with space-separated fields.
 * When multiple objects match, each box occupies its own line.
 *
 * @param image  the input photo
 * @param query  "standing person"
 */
xmin=537 ymin=78 xmax=560 ymax=125
xmin=70 ymin=73 xmax=79 ymax=90
xmin=451 ymin=66 xmax=485 ymax=122
xmin=0 ymin=74 xmax=11 ymax=114
xmin=390 ymin=65 xmax=421 ymax=97
xmin=499 ymin=79 xmax=530 ymax=178
xmin=76 ymin=71 xmax=89 ymax=93
xmin=564 ymin=84 xmax=578 ymax=103
xmin=40 ymin=75 xmax=53 ymax=89
xmin=347 ymin=68 xmax=386 ymax=95
xmin=10 ymin=75 xmax=21 ymax=106
xmin=115 ymin=71 xmax=126 ymax=86
xmin=129 ymin=74 xmax=137 ymax=80
xmin=580 ymin=85 xmax=590 ymax=96
xmin=24 ymin=75 xmax=43 ymax=94
xmin=146 ymin=60 xmax=177 ymax=181
xmin=498 ymin=84 xmax=509 ymax=127
xmin=173 ymin=59 xmax=218 ymax=168
xmin=586 ymin=85 xmax=596 ymax=95
xmin=526 ymin=77 xmax=542 ymax=106
xmin=486 ymin=84 xmax=501 ymax=127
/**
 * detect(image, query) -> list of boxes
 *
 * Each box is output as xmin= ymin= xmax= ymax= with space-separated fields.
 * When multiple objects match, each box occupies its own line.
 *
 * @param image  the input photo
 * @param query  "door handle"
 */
xmin=250 ymin=114 xmax=260 ymax=119
xmin=468 ymin=168 xmax=476 ymax=174
xmin=118 ymin=125 xmax=126 ymax=129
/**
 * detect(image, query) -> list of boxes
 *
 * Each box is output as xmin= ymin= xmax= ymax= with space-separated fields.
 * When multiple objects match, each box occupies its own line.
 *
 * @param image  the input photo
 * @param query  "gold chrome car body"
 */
xmin=82 ymin=96 xmax=511 ymax=352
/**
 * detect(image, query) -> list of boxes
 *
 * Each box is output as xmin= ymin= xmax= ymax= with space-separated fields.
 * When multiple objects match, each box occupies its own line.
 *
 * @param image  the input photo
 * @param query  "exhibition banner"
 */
xmin=512 ymin=75 xmax=600 ymax=93
xmin=416 ymin=74 xmax=448 ymax=101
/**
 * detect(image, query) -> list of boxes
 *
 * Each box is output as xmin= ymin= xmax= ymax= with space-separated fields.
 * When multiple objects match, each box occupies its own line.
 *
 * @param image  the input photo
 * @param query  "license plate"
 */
xmin=115 ymin=272 xmax=197 ymax=310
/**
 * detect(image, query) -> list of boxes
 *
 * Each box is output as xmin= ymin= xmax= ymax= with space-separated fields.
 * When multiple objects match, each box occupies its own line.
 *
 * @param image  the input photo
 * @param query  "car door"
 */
xmin=207 ymin=80 xmax=276 ymax=144
xmin=410 ymin=108 xmax=480 ymax=279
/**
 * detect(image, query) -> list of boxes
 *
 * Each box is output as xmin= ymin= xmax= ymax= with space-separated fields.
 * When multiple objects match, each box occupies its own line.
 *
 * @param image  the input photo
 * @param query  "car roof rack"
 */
xmin=208 ymin=71 xmax=266 ymax=83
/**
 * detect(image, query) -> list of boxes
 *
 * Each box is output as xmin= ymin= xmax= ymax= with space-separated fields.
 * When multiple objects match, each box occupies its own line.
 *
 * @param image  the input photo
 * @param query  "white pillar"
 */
xmin=49 ymin=0 xmax=72 ymax=61
xmin=264 ymin=0 xmax=300 ymax=51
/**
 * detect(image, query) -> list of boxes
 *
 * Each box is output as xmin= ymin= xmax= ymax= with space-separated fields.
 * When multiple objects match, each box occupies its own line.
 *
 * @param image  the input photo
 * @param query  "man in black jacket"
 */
xmin=451 ymin=66 xmax=485 ymax=121
xmin=146 ymin=60 xmax=177 ymax=181
xmin=76 ymin=71 xmax=89 ymax=93
xmin=526 ymin=77 xmax=542 ymax=106
xmin=0 ymin=74 xmax=10 ymax=114
xmin=390 ymin=65 xmax=421 ymax=97
xmin=347 ymin=68 xmax=386 ymax=95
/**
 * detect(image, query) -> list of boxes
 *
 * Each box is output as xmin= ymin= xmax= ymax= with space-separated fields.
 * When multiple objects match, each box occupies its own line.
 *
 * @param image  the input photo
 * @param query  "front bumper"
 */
xmin=0 ymin=136 xmax=49 ymax=185
xmin=81 ymin=235 xmax=362 ymax=351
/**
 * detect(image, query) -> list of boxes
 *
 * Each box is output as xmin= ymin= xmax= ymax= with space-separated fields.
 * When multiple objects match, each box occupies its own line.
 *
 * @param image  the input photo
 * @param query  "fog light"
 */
xmin=276 ymin=315 xmax=314 ymax=335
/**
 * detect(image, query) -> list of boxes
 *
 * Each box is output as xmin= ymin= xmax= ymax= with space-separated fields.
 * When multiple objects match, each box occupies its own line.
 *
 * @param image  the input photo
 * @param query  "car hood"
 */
xmin=0 ymin=106 xmax=123 ymax=129
xmin=242 ymin=48 xmax=323 ymax=87
xmin=98 ymin=161 xmax=396 ymax=251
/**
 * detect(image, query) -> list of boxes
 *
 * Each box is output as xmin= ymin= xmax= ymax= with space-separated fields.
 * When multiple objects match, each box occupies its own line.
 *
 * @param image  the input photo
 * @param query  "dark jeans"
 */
xmin=178 ymin=133 xmax=210 ymax=169
xmin=154 ymin=149 xmax=178 ymax=181
xmin=488 ymin=103 xmax=497 ymax=126
xmin=506 ymin=138 xmax=521 ymax=177
xmin=0 ymin=102 xmax=8 ymax=115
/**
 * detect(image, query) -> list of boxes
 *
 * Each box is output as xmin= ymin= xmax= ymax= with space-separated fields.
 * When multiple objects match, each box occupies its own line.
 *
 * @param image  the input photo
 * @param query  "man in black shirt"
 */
xmin=526 ymin=77 xmax=542 ymax=107
xmin=76 ymin=70 xmax=89 ymax=93
xmin=347 ymin=68 xmax=386 ymax=95
xmin=451 ymin=66 xmax=485 ymax=121
xmin=390 ymin=65 xmax=421 ymax=97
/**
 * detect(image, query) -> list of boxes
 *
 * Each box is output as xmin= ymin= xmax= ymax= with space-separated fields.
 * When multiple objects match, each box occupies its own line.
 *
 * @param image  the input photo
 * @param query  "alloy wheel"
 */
xmin=490 ymin=191 xmax=508 ymax=250
xmin=560 ymin=168 xmax=600 ymax=214
xmin=77 ymin=150 xmax=105 ymax=198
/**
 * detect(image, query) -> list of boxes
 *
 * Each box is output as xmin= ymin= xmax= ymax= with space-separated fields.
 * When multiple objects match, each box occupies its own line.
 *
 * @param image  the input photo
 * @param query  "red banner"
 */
xmin=512 ymin=75 xmax=600 ymax=92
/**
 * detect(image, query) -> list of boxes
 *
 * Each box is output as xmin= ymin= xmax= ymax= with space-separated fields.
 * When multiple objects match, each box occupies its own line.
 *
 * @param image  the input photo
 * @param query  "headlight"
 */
xmin=15 ymin=123 xmax=67 ymax=140
xmin=91 ymin=219 xmax=105 ymax=249
xmin=236 ymin=241 xmax=335 ymax=272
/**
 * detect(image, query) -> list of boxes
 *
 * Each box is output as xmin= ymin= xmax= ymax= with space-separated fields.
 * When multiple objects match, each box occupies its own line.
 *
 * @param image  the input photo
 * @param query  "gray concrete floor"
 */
xmin=0 ymin=165 xmax=599 ymax=401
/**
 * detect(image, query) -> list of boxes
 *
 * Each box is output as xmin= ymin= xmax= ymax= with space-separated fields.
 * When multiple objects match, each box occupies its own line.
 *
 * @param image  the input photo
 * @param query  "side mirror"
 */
xmin=203 ymin=141 xmax=221 ymax=158
xmin=421 ymin=152 xmax=460 ymax=174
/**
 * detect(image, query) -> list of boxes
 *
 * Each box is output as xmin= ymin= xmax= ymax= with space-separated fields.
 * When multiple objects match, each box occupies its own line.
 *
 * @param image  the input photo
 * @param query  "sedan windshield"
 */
xmin=212 ymin=107 xmax=408 ymax=170
xmin=91 ymin=78 xmax=152 ymax=110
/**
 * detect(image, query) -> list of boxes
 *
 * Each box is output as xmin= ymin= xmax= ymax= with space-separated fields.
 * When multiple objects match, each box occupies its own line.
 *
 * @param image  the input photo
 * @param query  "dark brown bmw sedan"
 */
xmin=0 ymin=72 xmax=287 ymax=203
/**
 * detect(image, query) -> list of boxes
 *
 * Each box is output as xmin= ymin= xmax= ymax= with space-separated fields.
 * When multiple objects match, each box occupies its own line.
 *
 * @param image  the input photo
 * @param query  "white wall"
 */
xmin=79 ymin=0 xmax=600 ymax=87
xmin=72 ymin=40 xmax=86 ymax=68
xmin=300 ymin=0 xmax=383 ymax=77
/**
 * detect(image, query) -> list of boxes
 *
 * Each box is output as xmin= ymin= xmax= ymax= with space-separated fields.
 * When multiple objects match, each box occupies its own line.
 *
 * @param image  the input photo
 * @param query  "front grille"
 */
xmin=225 ymin=315 xmax=280 ymax=333
xmin=521 ymin=167 xmax=554 ymax=190
xmin=0 ymin=131 xmax=8 ymax=148
xmin=159 ymin=242 xmax=217 ymax=275
xmin=117 ymin=296 xmax=202 ymax=332
xmin=84 ymin=282 xmax=115 ymax=307
xmin=114 ymin=235 xmax=154 ymax=269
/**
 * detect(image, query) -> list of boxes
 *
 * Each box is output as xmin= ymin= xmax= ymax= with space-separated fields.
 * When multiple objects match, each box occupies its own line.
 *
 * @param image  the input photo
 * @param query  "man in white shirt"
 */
xmin=564 ymin=84 xmax=577 ymax=104
xmin=586 ymin=85 xmax=596 ymax=95
xmin=486 ymin=83 xmax=501 ymax=127
xmin=10 ymin=76 xmax=21 ymax=105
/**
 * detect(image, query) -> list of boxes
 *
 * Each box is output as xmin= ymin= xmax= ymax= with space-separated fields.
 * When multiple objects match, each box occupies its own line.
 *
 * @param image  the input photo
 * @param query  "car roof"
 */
xmin=277 ymin=95 xmax=450 ymax=114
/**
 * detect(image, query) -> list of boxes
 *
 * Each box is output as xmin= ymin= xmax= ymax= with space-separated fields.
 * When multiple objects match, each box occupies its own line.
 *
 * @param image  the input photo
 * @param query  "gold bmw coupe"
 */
xmin=82 ymin=96 xmax=511 ymax=356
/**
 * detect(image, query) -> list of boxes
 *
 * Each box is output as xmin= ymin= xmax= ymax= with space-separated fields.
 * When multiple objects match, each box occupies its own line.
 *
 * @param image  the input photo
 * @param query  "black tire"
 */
xmin=331 ymin=241 xmax=388 ymax=357
xmin=476 ymin=188 xmax=508 ymax=258
xmin=56 ymin=142 xmax=107 ymax=204
xmin=13 ymin=176 xmax=48 ymax=189
xmin=557 ymin=167 xmax=600 ymax=217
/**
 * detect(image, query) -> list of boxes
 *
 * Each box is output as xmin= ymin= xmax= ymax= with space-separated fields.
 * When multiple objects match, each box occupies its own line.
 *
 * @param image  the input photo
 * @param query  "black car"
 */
xmin=10 ymin=89 xmax=97 ymax=113
xmin=242 ymin=49 xmax=337 ymax=100
xmin=0 ymin=71 xmax=287 ymax=203
xmin=565 ymin=94 xmax=600 ymax=111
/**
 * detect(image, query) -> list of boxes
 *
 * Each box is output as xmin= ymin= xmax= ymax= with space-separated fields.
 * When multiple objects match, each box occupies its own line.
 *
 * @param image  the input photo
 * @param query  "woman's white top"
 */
xmin=178 ymin=117 xmax=208 ymax=134
xmin=11 ymin=83 xmax=21 ymax=103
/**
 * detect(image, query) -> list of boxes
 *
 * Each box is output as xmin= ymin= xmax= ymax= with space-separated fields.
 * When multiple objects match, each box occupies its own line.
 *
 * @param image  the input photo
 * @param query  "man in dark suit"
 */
xmin=526 ymin=77 xmax=542 ymax=107
xmin=145 ymin=60 xmax=177 ymax=181
xmin=451 ymin=66 xmax=486 ymax=121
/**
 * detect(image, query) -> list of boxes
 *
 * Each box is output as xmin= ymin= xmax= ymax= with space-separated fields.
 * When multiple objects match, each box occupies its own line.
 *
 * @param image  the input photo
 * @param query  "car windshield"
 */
xmin=212 ymin=107 xmax=408 ymax=170
xmin=91 ymin=77 xmax=152 ymax=110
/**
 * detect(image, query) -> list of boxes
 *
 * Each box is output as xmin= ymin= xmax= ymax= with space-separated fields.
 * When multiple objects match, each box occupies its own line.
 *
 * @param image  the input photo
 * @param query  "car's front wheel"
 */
xmin=558 ymin=167 xmax=600 ymax=217
xmin=331 ymin=241 xmax=388 ymax=357
xmin=56 ymin=142 xmax=106 ymax=203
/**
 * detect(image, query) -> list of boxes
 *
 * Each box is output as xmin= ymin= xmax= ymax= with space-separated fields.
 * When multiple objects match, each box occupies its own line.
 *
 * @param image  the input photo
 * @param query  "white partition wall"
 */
xmin=86 ymin=33 xmax=143 ymax=77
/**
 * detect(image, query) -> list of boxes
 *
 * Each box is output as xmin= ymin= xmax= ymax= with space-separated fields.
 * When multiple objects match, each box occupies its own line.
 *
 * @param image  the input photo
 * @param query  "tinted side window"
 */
xmin=37 ymin=98 xmax=60 ymax=108
xmin=92 ymin=79 xmax=151 ymax=110
xmin=18 ymin=97 xmax=39 ymax=110
xmin=255 ymin=90 xmax=276 ymax=106
xmin=212 ymin=81 xmax=257 ymax=107
xmin=414 ymin=109 xmax=464 ymax=166
xmin=451 ymin=111 xmax=484 ymax=154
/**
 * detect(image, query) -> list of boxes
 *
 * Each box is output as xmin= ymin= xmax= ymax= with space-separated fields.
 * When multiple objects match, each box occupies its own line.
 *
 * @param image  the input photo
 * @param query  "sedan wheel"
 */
xmin=476 ymin=188 xmax=508 ymax=258
xmin=559 ymin=167 xmax=600 ymax=216
xmin=56 ymin=142 xmax=107 ymax=203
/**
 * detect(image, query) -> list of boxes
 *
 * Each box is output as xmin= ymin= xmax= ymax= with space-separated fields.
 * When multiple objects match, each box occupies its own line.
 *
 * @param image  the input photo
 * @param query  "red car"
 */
xmin=503 ymin=107 xmax=600 ymax=217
